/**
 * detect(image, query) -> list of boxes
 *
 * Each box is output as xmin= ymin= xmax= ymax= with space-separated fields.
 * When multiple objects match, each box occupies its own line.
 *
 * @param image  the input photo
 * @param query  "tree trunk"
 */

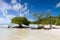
xmin=19 ymin=24 xmax=23 ymax=28
xmin=50 ymin=20 xmax=52 ymax=29
xmin=37 ymin=20 xmax=40 ymax=28
xmin=38 ymin=23 xmax=39 ymax=27
xmin=37 ymin=20 xmax=39 ymax=27
xmin=50 ymin=24 xmax=52 ymax=29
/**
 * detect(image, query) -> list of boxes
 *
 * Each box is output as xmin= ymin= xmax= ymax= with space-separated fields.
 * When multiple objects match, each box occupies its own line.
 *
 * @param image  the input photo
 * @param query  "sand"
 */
xmin=0 ymin=28 xmax=60 ymax=40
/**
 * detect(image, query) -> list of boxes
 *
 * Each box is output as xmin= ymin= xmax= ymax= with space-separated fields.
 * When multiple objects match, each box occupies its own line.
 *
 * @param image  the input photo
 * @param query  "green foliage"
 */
xmin=11 ymin=17 xmax=30 ymax=25
xmin=11 ymin=13 xmax=60 ymax=26
xmin=40 ymin=15 xmax=60 ymax=25
xmin=32 ymin=12 xmax=60 ymax=26
xmin=33 ymin=12 xmax=44 ymax=27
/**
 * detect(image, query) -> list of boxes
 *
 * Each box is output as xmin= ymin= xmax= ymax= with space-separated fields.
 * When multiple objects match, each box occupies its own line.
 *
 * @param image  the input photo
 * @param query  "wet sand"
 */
xmin=0 ymin=28 xmax=60 ymax=40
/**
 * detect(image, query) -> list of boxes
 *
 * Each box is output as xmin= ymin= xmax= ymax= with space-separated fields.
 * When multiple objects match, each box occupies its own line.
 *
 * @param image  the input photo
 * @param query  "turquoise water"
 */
xmin=0 ymin=24 xmax=38 ymax=28
xmin=0 ymin=25 xmax=8 ymax=28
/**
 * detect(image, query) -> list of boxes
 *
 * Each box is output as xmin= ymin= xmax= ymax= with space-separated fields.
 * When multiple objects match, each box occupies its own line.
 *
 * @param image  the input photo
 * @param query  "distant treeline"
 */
xmin=11 ymin=12 xmax=60 ymax=28
xmin=30 ymin=14 xmax=60 ymax=25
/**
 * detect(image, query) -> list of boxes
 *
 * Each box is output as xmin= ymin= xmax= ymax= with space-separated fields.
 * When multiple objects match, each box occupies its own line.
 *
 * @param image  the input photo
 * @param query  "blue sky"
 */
xmin=0 ymin=0 xmax=60 ymax=24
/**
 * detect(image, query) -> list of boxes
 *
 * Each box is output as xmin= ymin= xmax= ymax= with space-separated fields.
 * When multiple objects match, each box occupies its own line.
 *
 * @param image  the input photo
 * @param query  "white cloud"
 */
xmin=24 ymin=10 xmax=29 ymax=14
xmin=13 ymin=3 xmax=22 ymax=11
xmin=0 ymin=18 xmax=10 ymax=24
xmin=0 ymin=0 xmax=12 ymax=16
xmin=6 ymin=14 xmax=16 ymax=19
xmin=0 ymin=18 xmax=6 ymax=24
xmin=20 ymin=13 xmax=25 ymax=17
xmin=23 ymin=3 xmax=28 ymax=11
xmin=56 ymin=2 xmax=60 ymax=8
xmin=0 ymin=0 xmax=30 ymax=24
xmin=0 ymin=14 xmax=16 ymax=24
xmin=11 ymin=0 xmax=29 ymax=16
xmin=11 ymin=0 xmax=17 ymax=5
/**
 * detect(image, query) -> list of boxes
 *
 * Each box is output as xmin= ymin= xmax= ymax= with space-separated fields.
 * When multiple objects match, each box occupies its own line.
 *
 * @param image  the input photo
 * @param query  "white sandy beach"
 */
xmin=0 ymin=28 xmax=60 ymax=40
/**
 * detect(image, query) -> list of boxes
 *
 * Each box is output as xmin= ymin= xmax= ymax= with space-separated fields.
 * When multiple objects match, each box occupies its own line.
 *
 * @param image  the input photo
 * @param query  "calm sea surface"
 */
xmin=0 ymin=24 xmax=38 ymax=28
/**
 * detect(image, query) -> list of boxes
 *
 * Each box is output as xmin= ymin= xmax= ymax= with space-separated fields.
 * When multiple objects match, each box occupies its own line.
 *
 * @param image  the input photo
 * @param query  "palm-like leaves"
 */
xmin=33 ymin=12 xmax=44 ymax=27
xmin=45 ymin=12 xmax=52 ymax=28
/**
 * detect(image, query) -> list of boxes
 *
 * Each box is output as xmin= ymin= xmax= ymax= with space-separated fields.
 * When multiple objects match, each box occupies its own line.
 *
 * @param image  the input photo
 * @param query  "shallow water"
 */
xmin=0 ymin=28 xmax=60 ymax=40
